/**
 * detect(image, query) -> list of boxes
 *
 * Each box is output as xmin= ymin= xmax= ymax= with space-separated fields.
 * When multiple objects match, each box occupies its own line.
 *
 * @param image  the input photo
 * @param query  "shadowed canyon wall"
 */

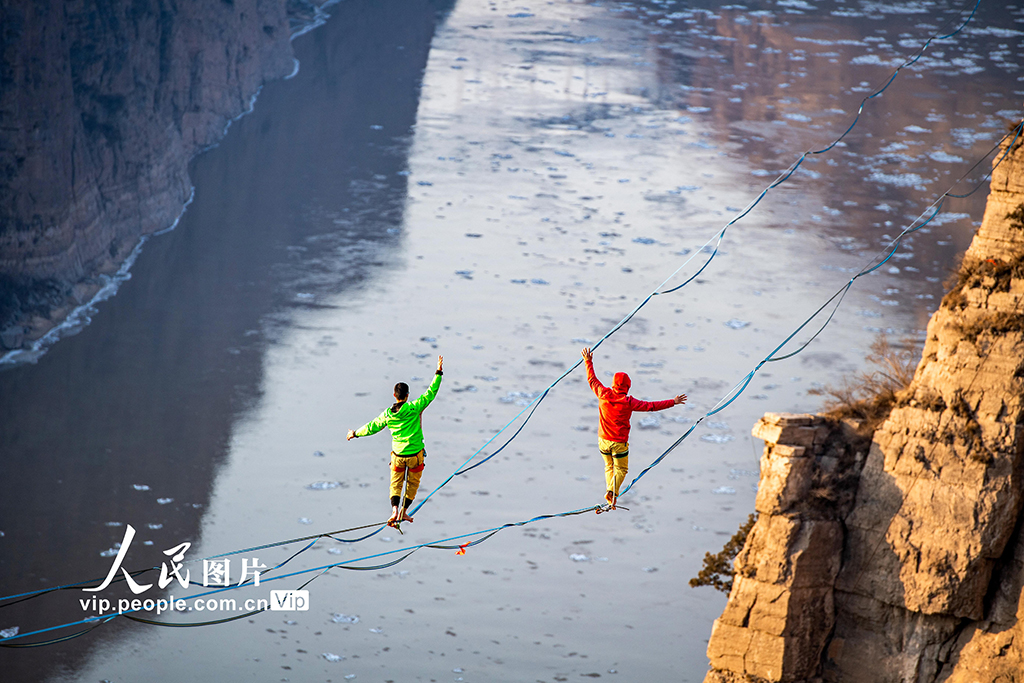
xmin=704 ymin=133 xmax=1024 ymax=681
xmin=0 ymin=0 xmax=312 ymax=346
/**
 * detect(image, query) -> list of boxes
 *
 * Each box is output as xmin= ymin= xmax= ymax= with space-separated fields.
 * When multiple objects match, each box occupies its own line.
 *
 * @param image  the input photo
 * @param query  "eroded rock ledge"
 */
xmin=0 ymin=0 xmax=326 ymax=348
xmin=705 ymin=134 xmax=1024 ymax=682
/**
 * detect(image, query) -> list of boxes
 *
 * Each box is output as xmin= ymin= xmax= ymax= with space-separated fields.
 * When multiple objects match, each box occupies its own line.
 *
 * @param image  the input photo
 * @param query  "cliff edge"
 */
xmin=704 ymin=130 xmax=1024 ymax=682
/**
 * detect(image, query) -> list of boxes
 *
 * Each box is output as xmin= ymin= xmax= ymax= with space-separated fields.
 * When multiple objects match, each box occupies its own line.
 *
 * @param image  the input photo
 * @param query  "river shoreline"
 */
xmin=0 ymin=0 xmax=340 ymax=365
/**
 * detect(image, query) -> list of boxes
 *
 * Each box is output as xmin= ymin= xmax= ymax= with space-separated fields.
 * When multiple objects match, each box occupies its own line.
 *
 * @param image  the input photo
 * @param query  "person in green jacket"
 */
xmin=347 ymin=356 xmax=443 ymax=525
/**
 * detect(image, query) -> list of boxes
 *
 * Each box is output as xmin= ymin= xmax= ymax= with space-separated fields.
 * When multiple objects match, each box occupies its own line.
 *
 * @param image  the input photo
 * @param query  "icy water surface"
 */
xmin=1 ymin=0 xmax=1022 ymax=681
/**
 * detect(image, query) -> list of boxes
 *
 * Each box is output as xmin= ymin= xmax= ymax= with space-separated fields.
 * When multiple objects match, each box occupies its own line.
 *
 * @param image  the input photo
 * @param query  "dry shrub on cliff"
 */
xmin=940 ymin=242 xmax=1024 ymax=345
xmin=809 ymin=334 xmax=918 ymax=429
xmin=689 ymin=513 xmax=757 ymax=593
xmin=1008 ymin=203 xmax=1024 ymax=231
xmin=953 ymin=310 xmax=1024 ymax=345
xmin=943 ymin=250 xmax=1024 ymax=311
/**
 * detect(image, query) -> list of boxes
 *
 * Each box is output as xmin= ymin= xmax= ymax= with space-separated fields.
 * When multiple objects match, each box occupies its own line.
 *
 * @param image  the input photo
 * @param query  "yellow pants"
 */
xmin=599 ymin=438 xmax=629 ymax=497
xmin=390 ymin=450 xmax=425 ymax=504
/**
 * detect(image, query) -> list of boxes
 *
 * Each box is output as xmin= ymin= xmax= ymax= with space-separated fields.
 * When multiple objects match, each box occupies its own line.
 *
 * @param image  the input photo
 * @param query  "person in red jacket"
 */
xmin=582 ymin=347 xmax=686 ymax=511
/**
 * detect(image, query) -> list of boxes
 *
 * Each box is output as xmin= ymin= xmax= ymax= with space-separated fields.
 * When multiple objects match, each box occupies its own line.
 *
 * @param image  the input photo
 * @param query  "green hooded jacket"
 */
xmin=355 ymin=372 xmax=443 ymax=455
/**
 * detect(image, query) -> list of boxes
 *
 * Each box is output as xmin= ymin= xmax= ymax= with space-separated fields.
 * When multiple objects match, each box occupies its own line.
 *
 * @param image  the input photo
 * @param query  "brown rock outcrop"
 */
xmin=707 ymin=413 xmax=867 ymax=682
xmin=0 ymin=0 xmax=318 ymax=345
xmin=704 ymin=133 xmax=1024 ymax=682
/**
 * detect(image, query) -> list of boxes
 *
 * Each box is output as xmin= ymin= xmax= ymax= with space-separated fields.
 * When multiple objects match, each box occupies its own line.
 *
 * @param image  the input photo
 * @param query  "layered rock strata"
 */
xmin=705 ymin=133 xmax=1024 ymax=682
xmin=0 ymin=0 xmax=316 ymax=346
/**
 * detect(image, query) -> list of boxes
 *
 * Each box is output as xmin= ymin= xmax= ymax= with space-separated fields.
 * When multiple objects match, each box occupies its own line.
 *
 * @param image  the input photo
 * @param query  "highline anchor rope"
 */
xmin=0 ymin=6 xmax=1005 ymax=612
xmin=4 ymin=119 xmax=1020 ymax=648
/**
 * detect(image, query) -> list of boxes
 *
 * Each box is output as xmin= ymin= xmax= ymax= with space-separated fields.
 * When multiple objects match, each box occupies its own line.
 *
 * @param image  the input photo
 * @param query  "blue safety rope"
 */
xmin=0 ymin=504 xmax=599 ymax=646
xmin=409 ymin=0 xmax=985 ymax=512
xmin=620 ymin=120 xmax=1023 ymax=496
xmin=4 ymin=118 xmax=1019 ymax=645
xmin=0 ymin=0 xmax=1000 ymax=619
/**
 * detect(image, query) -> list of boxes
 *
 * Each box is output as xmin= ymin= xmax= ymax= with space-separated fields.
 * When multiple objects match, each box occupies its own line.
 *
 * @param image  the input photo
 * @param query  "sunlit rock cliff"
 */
xmin=0 ymin=0 xmax=319 ymax=347
xmin=704 ymin=131 xmax=1024 ymax=682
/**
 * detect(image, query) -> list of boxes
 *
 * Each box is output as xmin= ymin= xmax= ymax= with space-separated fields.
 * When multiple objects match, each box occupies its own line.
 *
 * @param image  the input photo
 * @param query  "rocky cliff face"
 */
xmin=0 ymin=0 xmax=318 ymax=347
xmin=704 ymin=131 xmax=1024 ymax=682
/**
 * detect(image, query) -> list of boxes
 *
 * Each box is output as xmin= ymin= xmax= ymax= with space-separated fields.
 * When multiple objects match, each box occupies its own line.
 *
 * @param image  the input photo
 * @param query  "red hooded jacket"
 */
xmin=584 ymin=358 xmax=675 ymax=443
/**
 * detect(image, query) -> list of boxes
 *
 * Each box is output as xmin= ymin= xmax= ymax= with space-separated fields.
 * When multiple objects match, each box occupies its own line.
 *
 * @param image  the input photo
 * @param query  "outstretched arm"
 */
xmin=581 ymin=347 xmax=604 ymax=396
xmin=348 ymin=411 xmax=389 ymax=440
xmin=629 ymin=393 xmax=686 ymax=412
xmin=408 ymin=355 xmax=444 ymax=412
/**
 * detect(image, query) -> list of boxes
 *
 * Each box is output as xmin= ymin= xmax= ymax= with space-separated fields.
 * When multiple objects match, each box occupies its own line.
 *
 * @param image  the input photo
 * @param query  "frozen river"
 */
xmin=1 ymin=0 xmax=1021 ymax=681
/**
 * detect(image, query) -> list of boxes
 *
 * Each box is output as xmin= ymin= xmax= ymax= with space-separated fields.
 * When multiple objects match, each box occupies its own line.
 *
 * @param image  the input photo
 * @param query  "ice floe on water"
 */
xmin=867 ymin=171 xmax=929 ymax=189
xmin=969 ymin=26 xmax=1024 ymax=37
xmin=951 ymin=128 xmax=994 ymax=147
xmin=306 ymin=481 xmax=343 ymax=491
xmin=928 ymin=150 xmax=965 ymax=163
xmin=730 ymin=468 xmax=759 ymax=479
xmin=500 ymin=390 xmax=541 ymax=405
xmin=332 ymin=613 xmax=360 ymax=624
xmin=850 ymin=54 xmax=903 ymax=67
xmin=637 ymin=416 xmax=660 ymax=429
